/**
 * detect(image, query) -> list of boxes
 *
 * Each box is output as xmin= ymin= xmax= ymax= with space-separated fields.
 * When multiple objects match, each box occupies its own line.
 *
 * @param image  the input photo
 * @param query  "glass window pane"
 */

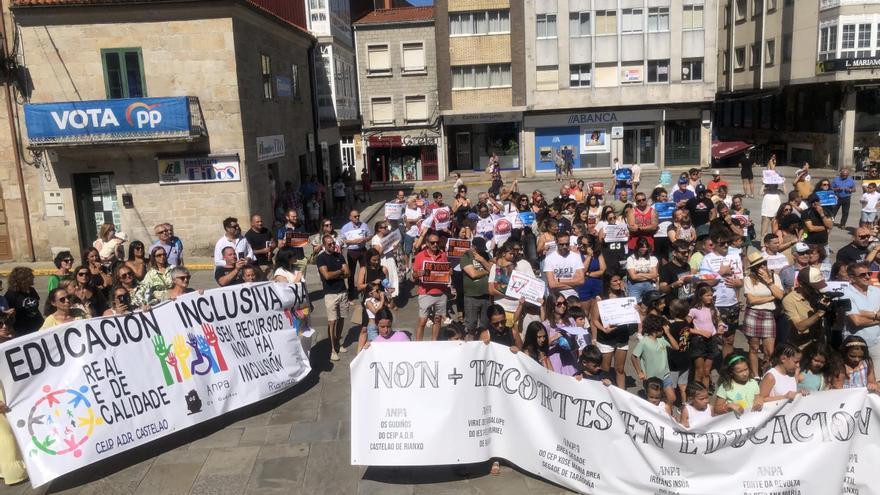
xmin=476 ymin=12 xmax=488 ymax=34
xmin=124 ymin=51 xmax=144 ymax=97
xmin=475 ymin=66 xmax=489 ymax=87
xmin=104 ymin=52 xmax=124 ymax=99
xmin=463 ymin=67 xmax=475 ymax=88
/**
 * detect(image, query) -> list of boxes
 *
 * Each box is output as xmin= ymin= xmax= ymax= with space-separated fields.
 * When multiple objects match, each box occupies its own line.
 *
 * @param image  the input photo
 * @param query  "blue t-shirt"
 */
xmin=831 ymin=176 xmax=856 ymax=198
xmin=672 ymin=189 xmax=695 ymax=204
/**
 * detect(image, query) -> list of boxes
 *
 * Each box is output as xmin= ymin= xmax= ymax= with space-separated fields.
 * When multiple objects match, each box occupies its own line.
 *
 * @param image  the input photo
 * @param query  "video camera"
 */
xmin=816 ymin=291 xmax=852 ymax=313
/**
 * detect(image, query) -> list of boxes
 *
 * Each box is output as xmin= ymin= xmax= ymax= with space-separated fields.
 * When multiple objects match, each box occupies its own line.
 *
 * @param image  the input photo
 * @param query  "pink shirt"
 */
xmin=688 ymin=307 xmax=716 ymax=336
xmin=374 ymin=331 xmax=410 ymax=342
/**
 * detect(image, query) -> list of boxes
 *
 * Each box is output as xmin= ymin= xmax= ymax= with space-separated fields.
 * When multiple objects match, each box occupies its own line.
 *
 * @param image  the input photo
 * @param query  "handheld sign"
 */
xmin=423 ymin=261 xmax=452 ymax=284
xmin=816 ymin=190 xmax=838 ymax=206
xmin=384 ymin=203 xmax=405 ymax=221
xmin=603 ymin=223 xmax=630 ymax=243
xmin=762 ymin=169 xmax=785 ymax=185
xmin=504 ymin=271 xmax=546 ymax=306
xmin=447 ymin=239 xmax=471 ymax=258
xmin=654 ymin=202 xmax=675 ymax=221
xmin=597 ymin=297 xmax=640 ymax=328
xmin=288 ymin=232 xmax=310 ymax=248
xmin=379 ymin=230 xmax=400 ymax=254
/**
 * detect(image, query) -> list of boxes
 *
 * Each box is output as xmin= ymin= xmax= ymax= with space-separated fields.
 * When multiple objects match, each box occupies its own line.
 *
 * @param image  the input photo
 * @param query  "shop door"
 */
xmin=455 ymin=132 xmax=471 ymax=169
xmin=623 ymin=128 xmax=656 ymax=166
xmin=422 ymin=146 xmax=439 ymax=180
xmin=72 ymin=173 xmax=120 ymax=252
xmin=0 ymin=184 xmax=12 ymax=259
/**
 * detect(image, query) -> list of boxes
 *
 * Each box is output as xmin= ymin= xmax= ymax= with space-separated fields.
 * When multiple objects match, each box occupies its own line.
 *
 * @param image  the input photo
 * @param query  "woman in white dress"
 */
xmin=760 ymin=183 xmax=786 ymax=238
xmin=371 ymin=220 xmax=399 ymax=307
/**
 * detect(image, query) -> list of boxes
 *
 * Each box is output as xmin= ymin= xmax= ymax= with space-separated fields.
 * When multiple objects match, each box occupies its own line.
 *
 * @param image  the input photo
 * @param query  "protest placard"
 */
xmin=603 ymin=223 xmax=630 ymax=242
xmin=519 ymin=211 xmax=536 ymax=227
xmin=446 ymin=239 xmax=471 ymax=258
xmin=423 ymin=261 xmax=452 ymax=284
xmin=380 ymin=230 xmax=400 ymax=254
xmin=504 ymin=271 xmax=546 ymax=306
xmin=0 ymin=283 xmax=313 ymax=487
xmin=560 ymin=326 xmax=591 ymax=350
xmin=287 ymin=232 xmax=310 ymax=248
xmin=384 ymin=203 xmax=405 ymax=221
xmin=816 ymin=190 xmax=838 ymax=206
xmin=762 ymin=169 xmax=785 ymax=185
xmin=654 ymin=202 xmax=675 ymax=220
xmin=431 ymin=207 xmax=452 ymax=231
xmin=351 ymin=342 xmax=880 ymax=495
xmin=597 ymin=297 xmax=640 ymax=327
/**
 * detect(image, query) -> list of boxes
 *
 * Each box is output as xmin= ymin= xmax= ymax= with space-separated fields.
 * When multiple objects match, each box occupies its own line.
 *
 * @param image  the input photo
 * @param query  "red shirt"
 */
xmin=414 ymin=249 xmax=450 ymax=296
xmin=707 ymin=179 xmax=728 ymax=192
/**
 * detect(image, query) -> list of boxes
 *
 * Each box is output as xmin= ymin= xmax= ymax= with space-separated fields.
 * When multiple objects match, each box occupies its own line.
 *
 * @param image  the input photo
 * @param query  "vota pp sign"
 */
xmin=24 ymin=97 xmax=192 ymax=144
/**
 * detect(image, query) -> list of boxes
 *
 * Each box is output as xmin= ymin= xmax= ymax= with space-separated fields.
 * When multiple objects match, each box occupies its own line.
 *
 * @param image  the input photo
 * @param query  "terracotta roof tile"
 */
xmin=13 ymin=0 xmax=184 ymax=5
xmin=354 ymin=6 xmax=433 ymax=26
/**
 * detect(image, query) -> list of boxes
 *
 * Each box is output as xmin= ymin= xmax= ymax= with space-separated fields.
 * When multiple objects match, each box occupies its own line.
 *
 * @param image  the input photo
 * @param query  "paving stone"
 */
xmin=288 ymin=419 xmax=340 ymax=443
xmin=239 ymin=425 xmax=294 ymax=447
xmin=189 ymin=447 xmax=259 ymax=495
xmin=247 ymin=444 xmax=310 ymax=492
xmin=187 ymin=427 xmax=244 ymax=450
xmin=134 ymin=449 xmax=210 ymax=495
xmin=76 ymin=458 xmax=154 ymax=495
xmin=317 ymin=399 xmax=350 ymax=421
xmin=268 ymin=407 xmax=319 ymax=426
xmin=357 ymin=478 xmax=414 ymax=495
xmin=302 ymin=441 xmax=358 ymax=495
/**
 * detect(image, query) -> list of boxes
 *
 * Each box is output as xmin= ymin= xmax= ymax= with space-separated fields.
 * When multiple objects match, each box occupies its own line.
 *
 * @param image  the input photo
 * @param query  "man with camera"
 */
xmin=215 ymin=246 xmax=247 ymax=287
xmin=844 ymin=262 xmax=880 ymax=358
xmin=782 ymin=267 xmax=836 ymax=349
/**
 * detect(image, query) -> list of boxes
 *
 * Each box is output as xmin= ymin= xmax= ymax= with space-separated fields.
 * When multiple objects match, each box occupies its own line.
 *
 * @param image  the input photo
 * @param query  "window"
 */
xmin=309 ymin=0 xmax=325 ymax=9
xmin=367 ymin=44 xmax=391 ymax=75
xmin=782 ymin=35 xmax=792 ymax=63
xmin=449 ymin=10 xmax=510 ymax=35
xmin=735 ymin=46 xmax=746 ymax=69
xmin=537 ymin=14 xmax=558 ymax=38
xmin=750 ymin=43 xmax=759 ymax=68
xmin=622 ymin=9 xmax=643 ymax=33
xmin=451 ymin=64 xmax=511 ymax=89
xmin=647 ymin=7 xmax=669 ymax=32
xmin=767 ymin=0 xmax=777 ymax=11
xmin=536 ymin=66 xmax=559 ymax=90
xmin=682 ymin=5 xmax=703 ymax=30
xmin=569 ymin=63 xmax=591 ymax=87
xmin=766 ymin=38 xmax=776 ymax=66
xmin=260 ymin=54 xmax=273 ymax=100
xmin=735 ymin=0 xmax=747 ymax=21
xmin=569 ymin=11 xmax=591 ymax=36
xmin=405 ymin=95 xmax=428 ymax=124
xmin=402 ymin=42 xmax=426 ymax=73
xmin=292 ymin=64 xmax=301 ymax=99
xmin=841 ymin=24 xmax=871 ymax=59
xmin=370 ymin=97 xmax=393 ymax=125
xmin=723 ymin=50 xmax=730 ymax=73
xmin=681 ymin=58 xmax=703 ymax=81
xmin=102 ymin=48 xmax=145 ymax=99
xmin=647 ymin=59 xmax=669 ymax=82
xmin=819 ymin=24 xmax=837 ymax=61
xmin=724 ymin=4 xmax=730 ymax=27
xmin=596 ymin=10 xmax=616 ymax=35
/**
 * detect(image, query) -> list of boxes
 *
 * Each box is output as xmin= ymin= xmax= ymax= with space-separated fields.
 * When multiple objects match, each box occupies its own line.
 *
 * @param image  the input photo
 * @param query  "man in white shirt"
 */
xmin=543 ymin=232 xmax=585 ymax=299
xmin=213 ymin=217 xmax=255 ymax=267
xmin=699 ymin=232 xmax=744 ymax=358
xmin=844 ymin=262 xmax=880 ymax=362
xmin=860 ymin=182 xmax=880 ymax=227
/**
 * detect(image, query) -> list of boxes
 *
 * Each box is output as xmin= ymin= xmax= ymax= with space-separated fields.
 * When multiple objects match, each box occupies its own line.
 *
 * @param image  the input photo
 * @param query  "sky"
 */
xmin=408 ymin=0 xmax=433 ymax=5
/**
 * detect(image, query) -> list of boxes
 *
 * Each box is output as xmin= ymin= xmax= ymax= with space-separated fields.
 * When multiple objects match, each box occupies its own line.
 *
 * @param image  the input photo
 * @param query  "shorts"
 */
xmin=323 ymin=292 xmax=348 ymax=321
xmin=418 ymin=294 xmax=448 ymax=319
xmin=669 ymin=369 xmax=690 ymax=387
xmin=718 ymin=304 xmax=741 ymax=337
xmin=861 ymin=211 xmax=877 ymax=223
xmin=662 ymin=374 xmax=674 ymax=389
xmin=689 ymin=334 xmax=721 ymax=359
xmin=596 ymin=341 xmax=629 ymax=353
xmin=367 ymin=322 xmax=378 ymax=341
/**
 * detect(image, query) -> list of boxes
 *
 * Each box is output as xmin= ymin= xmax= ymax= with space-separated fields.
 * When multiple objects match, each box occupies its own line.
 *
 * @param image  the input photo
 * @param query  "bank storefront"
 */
xmin=523 ymin=107 xmax=707 ymax=175
xmin=364 ymin=130 xmax=440 ymax=182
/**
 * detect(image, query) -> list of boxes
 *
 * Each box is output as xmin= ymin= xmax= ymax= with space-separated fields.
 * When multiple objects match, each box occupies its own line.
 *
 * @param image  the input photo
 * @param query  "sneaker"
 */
xmin=443 ymin=317 xmax=454 ymax=325
xmin=339 ymin=346 xmax=349 ymax=353
xmin=330 ymin=352 xmax=340 ymax=361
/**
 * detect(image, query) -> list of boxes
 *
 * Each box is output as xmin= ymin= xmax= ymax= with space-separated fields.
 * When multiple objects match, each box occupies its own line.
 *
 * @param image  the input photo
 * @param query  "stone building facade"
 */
xmin=354 ymin=7 xmax=442 ymax=182
xmin=1 ymin=0 xmax=317 ymax=261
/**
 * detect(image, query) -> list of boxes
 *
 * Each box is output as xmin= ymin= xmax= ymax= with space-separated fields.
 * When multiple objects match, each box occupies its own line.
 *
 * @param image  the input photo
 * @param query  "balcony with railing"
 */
xmin=821 ymin=0 xmax=880 ymax=10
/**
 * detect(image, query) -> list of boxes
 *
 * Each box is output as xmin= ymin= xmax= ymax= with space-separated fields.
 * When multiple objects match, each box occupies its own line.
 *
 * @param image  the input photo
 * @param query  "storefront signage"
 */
xmin=157 ymin=154 xmax=241 ymax=184
xmin=443 ymin=112 xmax=522 ymax=126
xmin=368 ymin=135 xmax=402 ymax=148
xmin=403 ymin=134 xmax=438 ymax=146
xmin=24 ymin=97 xmax=192 ymax=145
xmin=817 ymin=57 xmax=880 ymax=73
xmin=257 ymin=135 xmax=285 ymax=161
xmin=526 ymin=109 xmax=664 ymax=129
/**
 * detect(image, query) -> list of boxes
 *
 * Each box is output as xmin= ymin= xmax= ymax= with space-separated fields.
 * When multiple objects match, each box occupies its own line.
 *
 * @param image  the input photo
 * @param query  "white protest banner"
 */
xmin=762 ymin=169 xmax=785 ymax=185
xmin=597 ymin=297 xmax=640 ymax=327
xmin=504 ymin=271 xmax=546 ymax=306
xmin=380 ymin=230 xmax=401 ymax=255
xmin=825 ymin=281 xmax=852 ymax=293
xmin=351 ymin=342 xmax=880 ymax=495
xmin=765 ymin=252 xmax=789 ymax=272
xmin=344 ymin=228 xmax=367 ymax=241
xmin=603 ymin=223 xmax=629 ymax=242
xmin=384 ymin=203 xmax=405 ymax=221
xmin=1 ymin=282 xmax=313 ymax=487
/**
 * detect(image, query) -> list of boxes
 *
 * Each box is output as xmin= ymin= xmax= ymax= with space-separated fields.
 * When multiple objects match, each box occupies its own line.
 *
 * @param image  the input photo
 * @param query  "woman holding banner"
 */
xmin=133 ymin=246 xmax=175 ymax=307
xmin=589 ymin=274 xmax=633 ymax=389
xmin=371 ymin=221 xmax=399 ymax=307
xmin=40 ymin=288 xmax=85 ymax=330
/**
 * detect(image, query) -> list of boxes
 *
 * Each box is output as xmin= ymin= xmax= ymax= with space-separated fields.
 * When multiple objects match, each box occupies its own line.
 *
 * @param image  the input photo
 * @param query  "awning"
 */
xmin=712 ymin=140 xmax=753 ymax=160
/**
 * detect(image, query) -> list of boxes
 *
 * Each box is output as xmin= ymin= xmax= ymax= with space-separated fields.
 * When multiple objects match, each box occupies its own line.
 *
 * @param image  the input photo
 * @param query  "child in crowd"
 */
xmin=797 ymin=344 xmax=831 ymax=393
xmin=575 ymin=345 xmax=612 ymax=385
xmin=644 ymin=377 xmax=672 ymax=416
xmin=441 ymin=325 xmax=463 ymax=342
xmin=837 ymin=336 xmax=878 ymax=391
xmin=667 ymin=299 xmax=692 ymax=405
xmin=714 ymin=353 xmax=763 ymax=416
xmin=566 ymin=306 xmax=591 ymax=349
xmin=687 ymin=284 xmax=722 ymax=390
xmin=631 ymin=314 xmax=679 ymax=405
xmin=522 ymin=321 xmax=553 ymax=370
xmin=357 ymin=282 xmax=386 ymax=352
xmin=678 ymin=382 xmax=712 ymax=429
xmin=759 ymin=343 xmax=805 ymax=403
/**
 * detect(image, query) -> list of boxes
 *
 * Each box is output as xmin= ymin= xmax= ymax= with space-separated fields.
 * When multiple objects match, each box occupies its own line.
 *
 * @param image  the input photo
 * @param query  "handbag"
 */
xmin=350 ymin=301 xmax=364 ymax=326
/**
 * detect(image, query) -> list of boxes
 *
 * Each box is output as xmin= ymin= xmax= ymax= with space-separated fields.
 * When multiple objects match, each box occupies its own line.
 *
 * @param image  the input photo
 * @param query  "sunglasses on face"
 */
xmin=556 ymin=301 xmax=567 ymax=306
xmin=491 ymin=319 xmax=505 ymax=327
xmin=76 ymin=272 xmax=88 ymax=277
xmin=323 ymin=223 xmax=332 ymax=227
xmin=855 ymin=272 xmax=870 ymax=279
xmin=155 ymin=253 xmax=167 ymax=258
xmin=859 ymin=235 xmax=871 ymax=240
xmin=62 ymin=258 xmax=73 ymax=263
xmin=156 ymin=230 xmax=170 ymax=234
xmin=176 ymin=276 xmax=190 ymax=281
xmin=56 ymin=296 xmax=69 ymax=303
xmin=228 ymin=224 xmax=240 ymax=229
xmin=115 ymin=294 xmax=127 ymax=301
xmin=119 ymin=272 xmax=132 ymax=278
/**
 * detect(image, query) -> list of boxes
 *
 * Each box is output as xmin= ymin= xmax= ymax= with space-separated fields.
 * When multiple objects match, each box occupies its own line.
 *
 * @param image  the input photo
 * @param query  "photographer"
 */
xmin=215 ymin=246 xmax=247 ymax=287
xmin=843 ymin=262 xmax=880 ymax=359
xmin=781 ymin=267 xmax=832 ymax=349
xmin=104 ymin=286 xmax=133 ymax=316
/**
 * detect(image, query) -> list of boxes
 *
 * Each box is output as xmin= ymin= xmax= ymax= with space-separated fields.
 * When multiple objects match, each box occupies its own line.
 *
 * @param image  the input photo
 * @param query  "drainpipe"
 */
xmin=0 ymin=7 xmax=35 ymax=261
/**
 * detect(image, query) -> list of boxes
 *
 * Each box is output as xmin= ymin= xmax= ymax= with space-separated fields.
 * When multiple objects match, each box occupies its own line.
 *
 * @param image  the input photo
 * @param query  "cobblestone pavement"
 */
xmin=0 ymin=166 xmax=857 ymax=494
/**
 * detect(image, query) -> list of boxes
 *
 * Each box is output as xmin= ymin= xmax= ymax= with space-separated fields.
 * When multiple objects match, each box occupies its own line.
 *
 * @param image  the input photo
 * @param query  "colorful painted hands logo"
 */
xmin=153 ymin=324 xmax=228 ymax=387
xmin=17 ymin=385 xmax=104 ymax=458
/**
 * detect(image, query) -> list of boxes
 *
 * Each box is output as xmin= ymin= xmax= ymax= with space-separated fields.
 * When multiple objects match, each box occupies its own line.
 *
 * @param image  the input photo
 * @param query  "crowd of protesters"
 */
xmin=2 ymin=161 xmax=880 ymax=485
